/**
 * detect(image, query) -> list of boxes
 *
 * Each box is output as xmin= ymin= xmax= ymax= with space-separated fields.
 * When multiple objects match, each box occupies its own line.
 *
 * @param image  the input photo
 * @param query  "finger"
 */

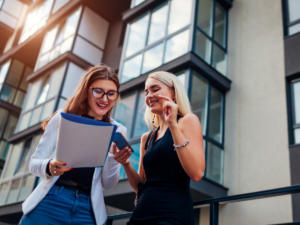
xmin=56 ymin=167 xmax=73 ymax=173
xmin=158 ymin=95 xmax=173 ymax=102
xmin=112 ymin=143 xmax=118 ymax=154
xmin=52 ymin=160 xmax=67 ymax=167
xmin=114 ymin=150 xmax=128 ymax=161
xmin=120 ymin=151 xmax=131 ymax=161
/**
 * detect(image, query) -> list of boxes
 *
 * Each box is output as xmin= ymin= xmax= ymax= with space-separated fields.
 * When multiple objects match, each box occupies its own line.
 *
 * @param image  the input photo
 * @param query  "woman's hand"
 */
xmin=158 ymin=95 xmax=178 ymax=128
xmin=112 ymin=143 xmax=132 ymax=165
xmin=49 ymin=159 xmax=72 ymax=176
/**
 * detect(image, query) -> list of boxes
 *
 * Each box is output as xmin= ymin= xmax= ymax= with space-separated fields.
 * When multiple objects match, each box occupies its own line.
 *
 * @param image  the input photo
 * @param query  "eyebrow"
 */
xmin=144 ymin=84 xmax=160 ymax=92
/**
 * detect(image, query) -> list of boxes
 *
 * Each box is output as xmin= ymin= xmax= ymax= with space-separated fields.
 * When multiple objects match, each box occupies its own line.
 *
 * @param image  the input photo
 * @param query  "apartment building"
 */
xmin=0 ymin=0 xmax=298 ymax=224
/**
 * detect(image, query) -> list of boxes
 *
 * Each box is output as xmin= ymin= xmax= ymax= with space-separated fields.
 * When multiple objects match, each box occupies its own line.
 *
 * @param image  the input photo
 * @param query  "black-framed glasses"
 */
xmin=89 ymin=87 xmax=119 ymax=101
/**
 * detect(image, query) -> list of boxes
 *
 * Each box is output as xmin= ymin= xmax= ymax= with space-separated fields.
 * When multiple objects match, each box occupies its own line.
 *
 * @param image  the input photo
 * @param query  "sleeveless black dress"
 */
xmin=127 ymin=119 xmax=194 ymax=225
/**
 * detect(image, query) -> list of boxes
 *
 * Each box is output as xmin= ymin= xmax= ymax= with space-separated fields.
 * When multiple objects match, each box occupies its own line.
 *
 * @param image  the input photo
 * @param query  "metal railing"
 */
xmin=105 ymin=184 xmax=300 ymax=225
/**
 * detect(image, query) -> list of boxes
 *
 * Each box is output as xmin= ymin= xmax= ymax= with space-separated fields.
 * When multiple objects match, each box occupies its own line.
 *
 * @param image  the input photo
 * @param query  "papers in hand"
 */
xmin=56 ymin=113 xmax=117 ymax=168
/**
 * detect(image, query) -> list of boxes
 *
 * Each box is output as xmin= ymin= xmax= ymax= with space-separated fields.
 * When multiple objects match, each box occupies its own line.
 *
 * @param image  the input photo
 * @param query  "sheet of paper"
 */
xmin=56 ymin=113 xmax=117 ymax=168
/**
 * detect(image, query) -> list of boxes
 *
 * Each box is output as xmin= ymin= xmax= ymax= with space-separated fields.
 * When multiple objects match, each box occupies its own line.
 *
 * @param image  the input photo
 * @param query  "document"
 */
xmin=56 ymin=112 xmax=117 ymax=168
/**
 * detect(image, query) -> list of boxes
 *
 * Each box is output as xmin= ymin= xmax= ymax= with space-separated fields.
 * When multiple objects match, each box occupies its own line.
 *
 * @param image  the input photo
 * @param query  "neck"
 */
xmin=157 ymin=113 xmax=168 ymax=131
xmin=88 ymin=110 xmax=103 ymax=121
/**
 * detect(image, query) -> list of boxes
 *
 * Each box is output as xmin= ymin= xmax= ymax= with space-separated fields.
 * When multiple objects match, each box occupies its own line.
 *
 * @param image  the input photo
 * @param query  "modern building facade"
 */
xmin=0 ymin=0 xmax=298 ymax=224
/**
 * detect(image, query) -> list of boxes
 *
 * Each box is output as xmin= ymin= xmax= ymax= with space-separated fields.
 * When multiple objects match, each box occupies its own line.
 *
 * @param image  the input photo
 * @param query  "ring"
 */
xmin=54 ymin=168 xmax=57 ymax=174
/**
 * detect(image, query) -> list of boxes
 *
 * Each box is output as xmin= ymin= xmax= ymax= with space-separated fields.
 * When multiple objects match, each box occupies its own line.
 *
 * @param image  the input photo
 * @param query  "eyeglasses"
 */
xmin=89 ymin=87 xmax=119 ymax=101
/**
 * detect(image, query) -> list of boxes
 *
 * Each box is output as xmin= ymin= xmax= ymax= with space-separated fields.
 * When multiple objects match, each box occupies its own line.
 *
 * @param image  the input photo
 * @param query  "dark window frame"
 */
xmin=192 ymin=0 xmax=228 ymax=75
xmin=282 ymin=0 xmax=300 ymax=36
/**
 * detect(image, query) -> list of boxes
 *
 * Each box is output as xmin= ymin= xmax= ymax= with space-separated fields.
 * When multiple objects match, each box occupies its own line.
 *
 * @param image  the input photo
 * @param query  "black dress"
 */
xmin=128 ymin=121 xmax=194 ymax=225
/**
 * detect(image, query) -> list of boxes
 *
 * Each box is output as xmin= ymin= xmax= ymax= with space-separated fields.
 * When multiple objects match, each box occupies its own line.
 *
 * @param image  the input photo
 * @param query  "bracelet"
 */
xmin=173 ymin=139 xmax=189 ymax=151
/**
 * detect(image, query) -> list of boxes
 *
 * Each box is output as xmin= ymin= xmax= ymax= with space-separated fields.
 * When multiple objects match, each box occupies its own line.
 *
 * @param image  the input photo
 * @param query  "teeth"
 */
xmin=97 ymin=103 xmax=107 ymax=107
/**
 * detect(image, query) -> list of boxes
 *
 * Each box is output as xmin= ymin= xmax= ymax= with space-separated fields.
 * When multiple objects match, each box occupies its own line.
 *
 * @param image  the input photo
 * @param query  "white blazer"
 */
xmin=22 ymin=109 xmax=127 ymax=225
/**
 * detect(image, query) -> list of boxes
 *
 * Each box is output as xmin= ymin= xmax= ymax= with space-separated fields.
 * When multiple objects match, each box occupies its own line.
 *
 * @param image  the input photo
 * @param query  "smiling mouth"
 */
xmin=149 ymin=101 xmax=158 ymax=107
xmin=96 ymin=102 xmax=108 ymax=109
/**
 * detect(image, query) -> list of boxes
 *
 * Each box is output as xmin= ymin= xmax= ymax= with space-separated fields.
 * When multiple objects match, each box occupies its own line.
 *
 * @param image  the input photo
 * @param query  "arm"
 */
xmin=113 ymin=132 xmax=149 ymax=193
xmin=170 ymin=114 xmax=205 ymax=182
xmin=101 ymin=126 xmax=127 ymax=190
xmin=29 ymin=110 xmax=61 ymax=179
xmin=159 ymin=95 xmax=205 ymax=182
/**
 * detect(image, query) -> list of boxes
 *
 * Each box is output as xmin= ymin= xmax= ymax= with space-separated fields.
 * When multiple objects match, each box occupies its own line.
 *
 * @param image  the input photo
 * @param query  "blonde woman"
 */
xmin=19 ymin=64 xmax=128 ymax=225
xmin=113 ymin=71 xmax=205 ymax=225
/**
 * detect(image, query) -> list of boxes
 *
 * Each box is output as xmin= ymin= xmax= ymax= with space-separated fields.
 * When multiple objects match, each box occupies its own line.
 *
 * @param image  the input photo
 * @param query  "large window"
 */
xmin=120 ymin=0 xmax=193 ymax=83
xmin=0 ymin=108 xmax=18 ymax=162
xmin=0 ymin=59 xmax=32 ymax=108
xmin=0 ymin=134 xmax=42 ymax=205
xmin=35 ymin=6 xmax=109 ymax=70
xmin=19 ymin=0 xmax=54 ymax=43
xmin=16 ymin=62 xmax=84 ymax=133
xmin=194 ymin=0 xmax=227 ymax=75
xmin=285 ymin=0 xmax=300 ymax=36
xmin=17 ymin=63 xmax=66 ymax=132
xmin=35 ymin=7 xmax=82 ymax=70
xmin=191 ymin=71 xmax=224 ymax=183
xmin=292 ymin=79 xmax=300 ymax=144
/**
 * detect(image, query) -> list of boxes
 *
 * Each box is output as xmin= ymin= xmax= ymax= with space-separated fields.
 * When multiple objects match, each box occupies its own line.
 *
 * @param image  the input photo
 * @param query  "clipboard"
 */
xmin=56 ymin=112 xmax=117 ymax=168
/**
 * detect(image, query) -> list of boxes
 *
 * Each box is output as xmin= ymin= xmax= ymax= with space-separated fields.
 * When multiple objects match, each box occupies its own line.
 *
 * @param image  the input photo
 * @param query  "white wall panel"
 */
xmin=73 ymin=36 xmax=103 ymax=65
xmin=61 ymin=63 xmax=84 ymax=99
xmin=0 ymin=11 xmax=17 ymax=29
xmin=78 ymin=7 xmax=109 ymax=49
xmin=52 ymin=0 xmax=70 ymax=14
xmin=2 ymin=0 xmax=23 ymax=19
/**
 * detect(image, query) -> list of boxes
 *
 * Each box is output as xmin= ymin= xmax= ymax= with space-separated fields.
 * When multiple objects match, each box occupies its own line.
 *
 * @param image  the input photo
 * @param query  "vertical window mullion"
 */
xmin=189 ymin=0 xmax=198 ymax=52
xmin=210 ymin=0 xmax=216 ymax=65
xmin=0 ymin=60 xmax=12 ymax=97
xmin=162 ymin=0 xmax=172 ymax=63
xmin=205 ymin=84 xmax=211 ymax=138
xmin=15 ymin=176 xmax=23 ymax=202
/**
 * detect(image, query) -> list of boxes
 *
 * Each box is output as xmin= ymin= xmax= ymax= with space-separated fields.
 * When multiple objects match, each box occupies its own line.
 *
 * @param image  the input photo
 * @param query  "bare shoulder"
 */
xmin=179 ymin=113 xmax=200 ymax=124
xmin=141 ymin=132 xmax=150 ymax=144
xmin=178 ymin=113 xmax=201 ymax=130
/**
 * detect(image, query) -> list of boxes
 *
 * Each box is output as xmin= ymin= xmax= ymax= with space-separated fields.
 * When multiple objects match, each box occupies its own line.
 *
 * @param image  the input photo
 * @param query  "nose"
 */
xmin=101 ymin=94 xmax=109 ymax=101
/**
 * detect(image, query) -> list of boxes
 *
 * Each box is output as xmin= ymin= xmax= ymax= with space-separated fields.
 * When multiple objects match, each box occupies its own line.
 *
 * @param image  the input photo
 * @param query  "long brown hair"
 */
xmin=42 ymin=64 xmax=120 ymax=130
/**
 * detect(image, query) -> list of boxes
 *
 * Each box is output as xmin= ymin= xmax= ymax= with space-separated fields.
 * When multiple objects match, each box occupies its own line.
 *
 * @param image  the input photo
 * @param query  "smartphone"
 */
xmin=113 ymin=132 xmax=134 ymax=152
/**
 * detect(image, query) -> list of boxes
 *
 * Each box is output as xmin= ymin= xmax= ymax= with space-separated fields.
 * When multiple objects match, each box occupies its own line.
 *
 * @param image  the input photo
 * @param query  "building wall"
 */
xmin=200 ymin=0 xmax=293 ymax=224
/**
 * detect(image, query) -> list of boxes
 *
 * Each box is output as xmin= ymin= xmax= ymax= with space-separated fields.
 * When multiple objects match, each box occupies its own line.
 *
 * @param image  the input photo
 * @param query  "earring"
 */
xmin=173 ymin=99 xmax=176 ymax=103
xmin=152 ymin=114 xmax=155 ymax=123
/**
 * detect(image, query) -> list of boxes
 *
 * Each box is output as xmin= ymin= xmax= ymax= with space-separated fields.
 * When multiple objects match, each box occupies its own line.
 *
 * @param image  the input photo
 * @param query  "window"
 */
xmin=0 ymin=60 xmax=33 ymax=108
xmin=113 ymin=90 xmax=149 ymax=179
xmin=194 ymin=0 xmax=227 ymax=76
xmin=286 ymin=0 xmax=300 ymax=35
xmin=0 ymin=108 xmax=18 ymax=161
xmin=35 ymin=7 xmax=82 ymax=70
xmin=0 ymin=134 xmax=41 ymax=205
xmin=17 ymin=61 xmax=85 ymax=133
xmin=19 ymin=0 xmax=54 ymax=43
xmin=292 ymin=80 xmax=300 ymax=144
xmin=190 ymin=70 xmax=224 ymax=183
xmin=120 ymin=0 xmax=193 ymax=83
xmin=17 ymin=64 xmax=66 ymax=132
xmin=0 ymin=0 xmax=4 ymax=9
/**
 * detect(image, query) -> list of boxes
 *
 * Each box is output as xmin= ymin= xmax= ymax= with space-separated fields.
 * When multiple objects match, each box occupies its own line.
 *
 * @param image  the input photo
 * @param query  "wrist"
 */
xmin=122 ymin=161 xmax=131 ymax=167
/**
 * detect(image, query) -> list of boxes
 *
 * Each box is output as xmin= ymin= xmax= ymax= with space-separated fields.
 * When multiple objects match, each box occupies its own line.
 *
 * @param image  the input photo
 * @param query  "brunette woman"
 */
xmin=19 ymin=64 xmax=130 ymax=225
xmin=113 ymin=71 xmax=205 ymax=225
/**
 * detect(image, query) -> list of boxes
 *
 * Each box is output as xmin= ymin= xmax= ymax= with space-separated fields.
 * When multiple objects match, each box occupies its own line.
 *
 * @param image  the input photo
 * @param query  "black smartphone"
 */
xmin=113 ymin=132 xmax=134 ymax=152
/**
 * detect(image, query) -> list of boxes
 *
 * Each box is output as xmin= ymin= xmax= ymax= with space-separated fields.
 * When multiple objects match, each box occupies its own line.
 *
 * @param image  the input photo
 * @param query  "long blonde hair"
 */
xmin=144 ymin=71 xmax=192 ymax=130
xmin=42 ymin=64 xmax=120 ymax=130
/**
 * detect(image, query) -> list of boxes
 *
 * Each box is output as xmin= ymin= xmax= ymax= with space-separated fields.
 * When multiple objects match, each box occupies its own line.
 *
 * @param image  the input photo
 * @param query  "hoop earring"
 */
xmin=152 ymin=114 xmax=155 ymax=123
xmin=173 ymin=99 xmax=176 ymax=103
